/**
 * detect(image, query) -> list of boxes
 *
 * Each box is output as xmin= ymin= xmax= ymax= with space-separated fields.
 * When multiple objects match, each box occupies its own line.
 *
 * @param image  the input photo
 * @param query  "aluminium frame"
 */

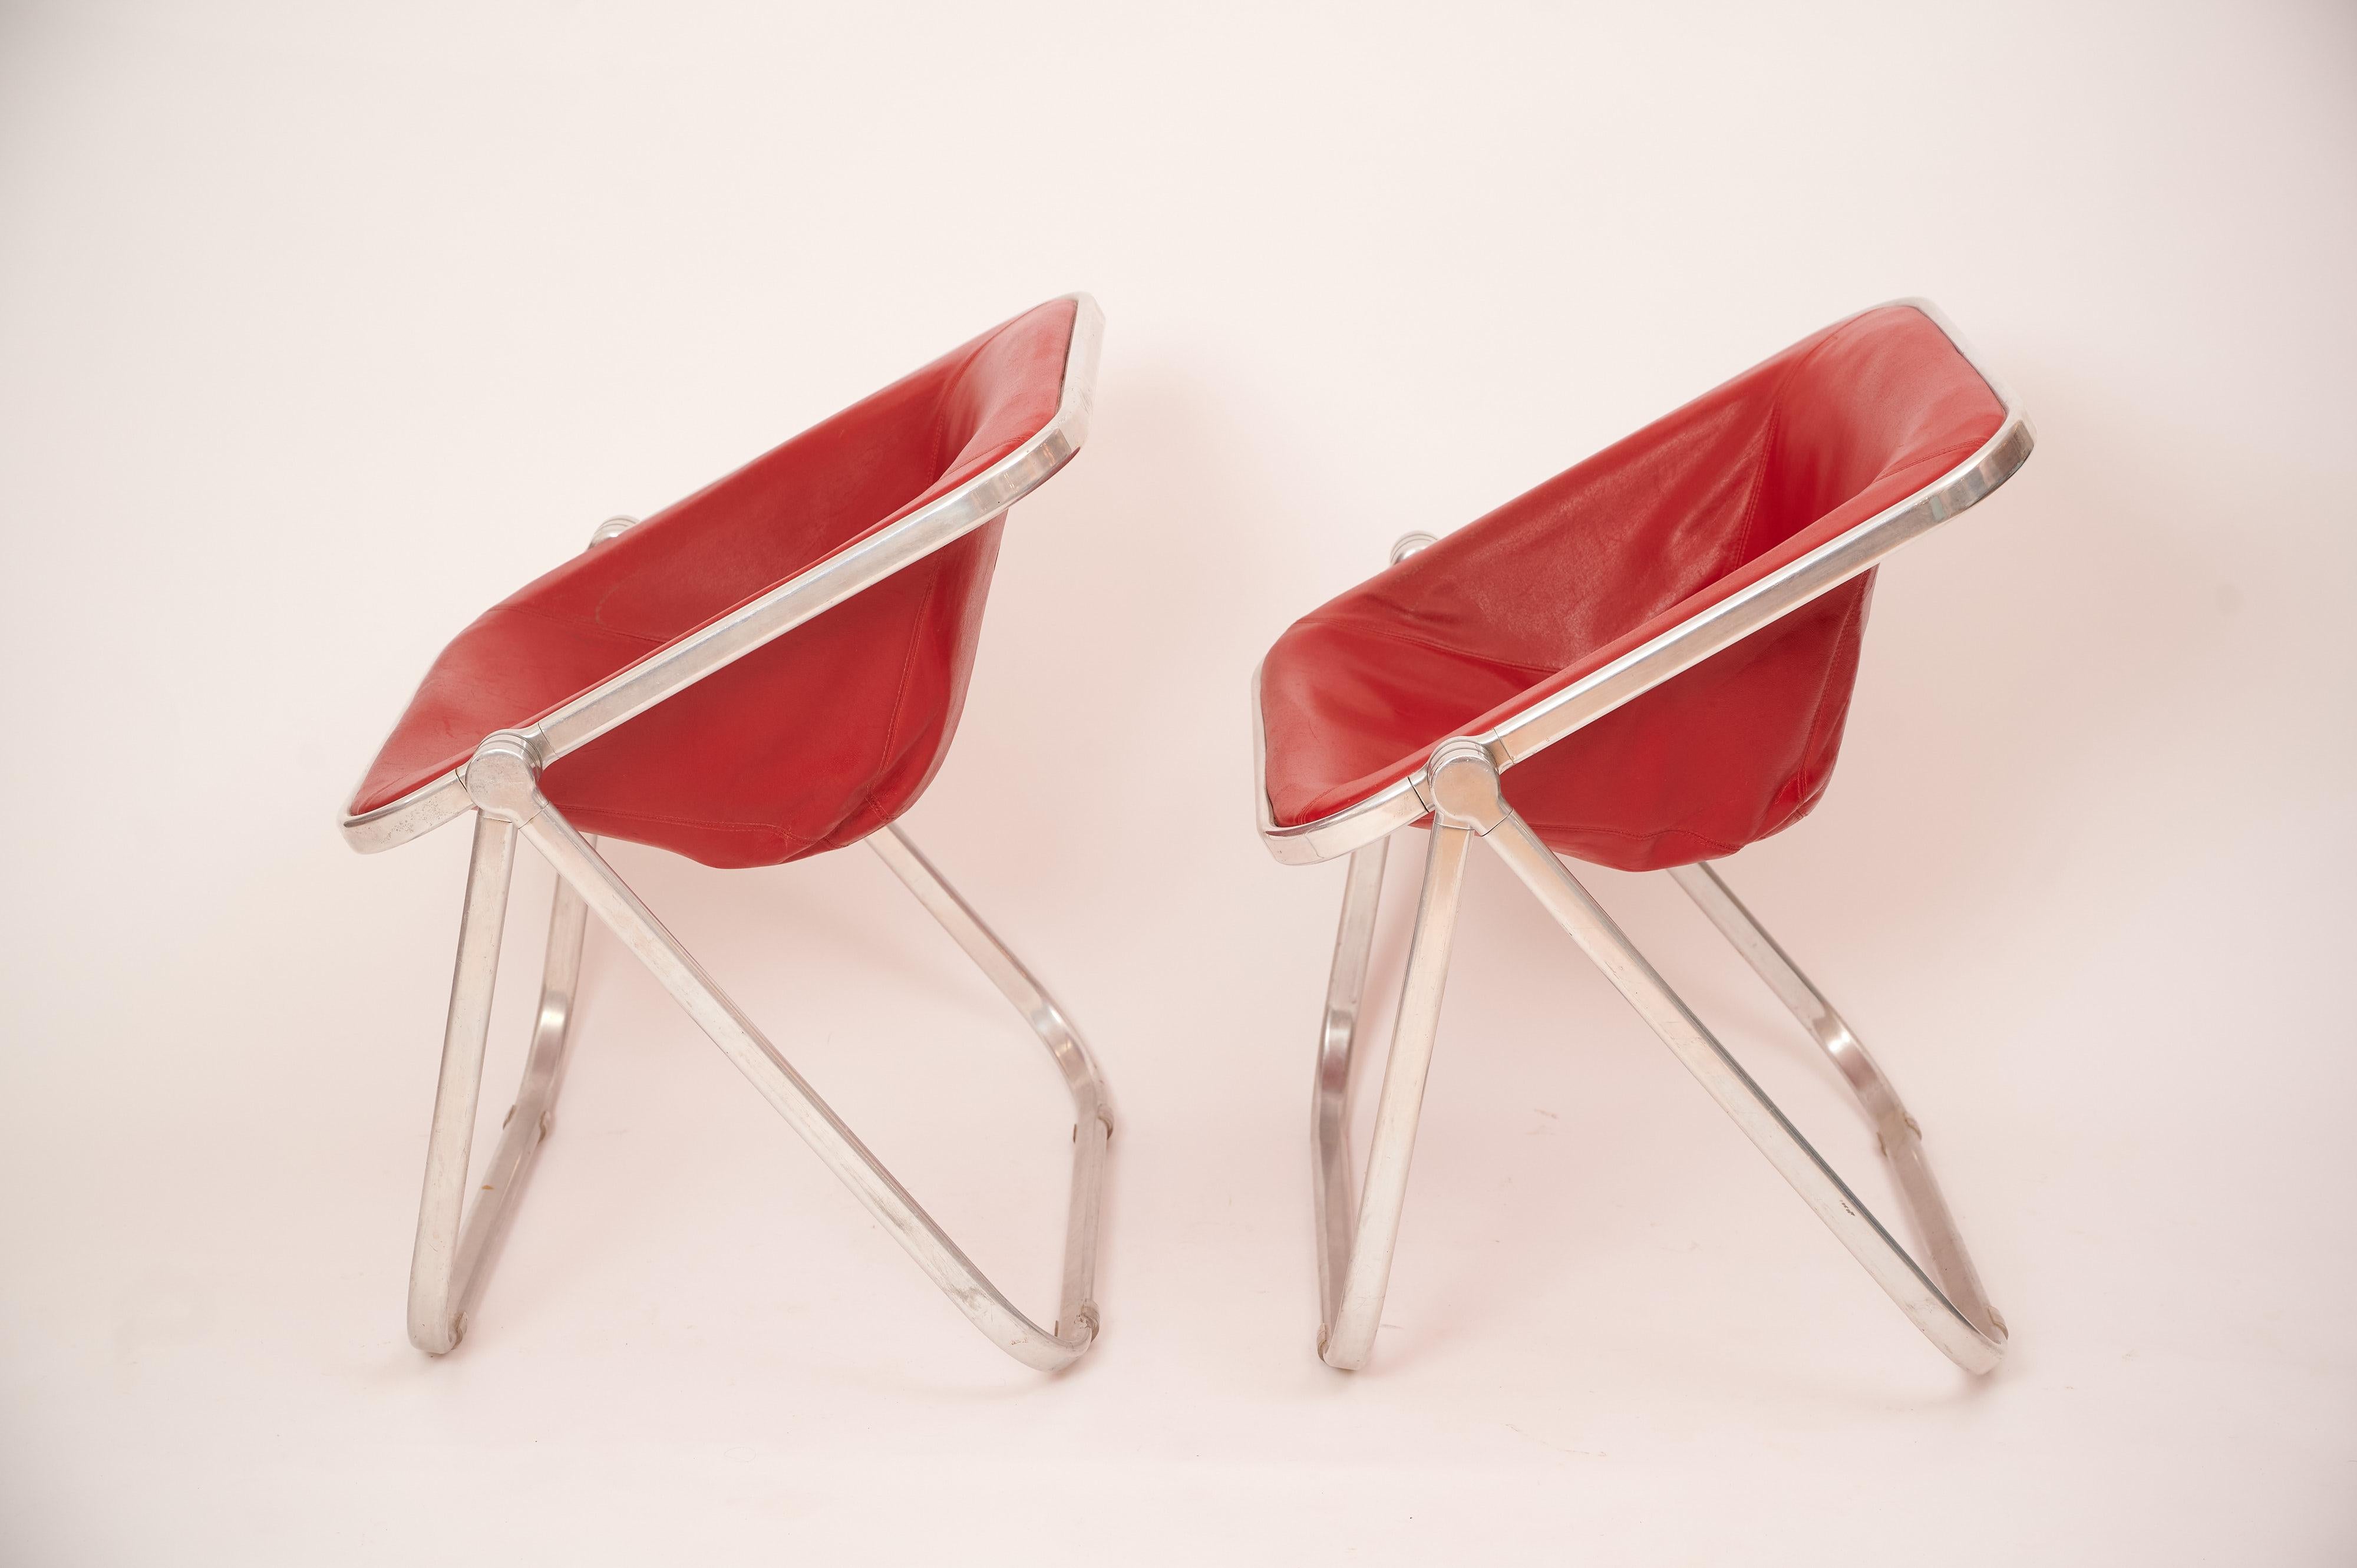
xmin=346 ymin=297 xmax=1113 ymax=1371
xmin=1257 ymin=299 xmax=2027 ymax=1374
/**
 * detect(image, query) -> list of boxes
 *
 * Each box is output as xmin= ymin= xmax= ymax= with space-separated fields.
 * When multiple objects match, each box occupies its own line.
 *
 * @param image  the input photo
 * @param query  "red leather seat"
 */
xmin=349 ymin=298 xmax=1077 ymax=869
xmin=1257 ymin=303 xmax=2006 ymax=872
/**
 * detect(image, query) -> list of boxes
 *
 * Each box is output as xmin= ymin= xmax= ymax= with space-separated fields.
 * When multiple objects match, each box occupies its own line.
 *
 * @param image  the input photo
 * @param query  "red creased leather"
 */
xmin=1257 ymin=304 xmax=2005 ymax=871
xmin=349 ymin=298 xmax=1077 ymax=868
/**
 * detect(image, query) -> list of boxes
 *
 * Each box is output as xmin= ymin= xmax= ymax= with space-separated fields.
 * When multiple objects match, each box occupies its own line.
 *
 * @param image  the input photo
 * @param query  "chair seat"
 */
xmin=348 ymin=298 xmax=1076 ymax=869
xmin=1258 ymin=303 xmax=2005 ymax=872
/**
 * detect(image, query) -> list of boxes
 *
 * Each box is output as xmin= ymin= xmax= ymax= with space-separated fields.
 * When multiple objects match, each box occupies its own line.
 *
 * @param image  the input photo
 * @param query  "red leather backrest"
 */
xmin=1747 ymin=305 xmax=2007 ymax=559
xmin=542 ymin=297 xmax=1075 ymax=650
xmin=530 ymin=299 xmax=1078 ymax=865
xmin=1366 ymin=359 xmax=1785 ymax=678
xmin=1393 ymin=303 xmax=2003 ymax=702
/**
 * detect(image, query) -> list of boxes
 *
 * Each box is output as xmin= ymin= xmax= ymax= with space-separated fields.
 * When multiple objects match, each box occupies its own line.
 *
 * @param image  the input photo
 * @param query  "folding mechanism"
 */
xmin=1256 ymin=301 xmax=2031 ymax=1374
xmin=344 ymin=297 xmax=1111 ymax=1370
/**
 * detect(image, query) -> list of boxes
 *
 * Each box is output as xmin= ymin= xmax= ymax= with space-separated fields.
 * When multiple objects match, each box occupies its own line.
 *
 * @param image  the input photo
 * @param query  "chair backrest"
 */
xmin=392 ymin=298 xmax=1080 ymax=868
xmin=1485 ymin=303 xmax=2009 ymax=867
xmin=1748 ymin=306 xmax=2012 ymax=563
xmin=574 ymin=299 xmax=1076 ymax=651
xmin=1389 ymin=304 xmax=2005 ymax=672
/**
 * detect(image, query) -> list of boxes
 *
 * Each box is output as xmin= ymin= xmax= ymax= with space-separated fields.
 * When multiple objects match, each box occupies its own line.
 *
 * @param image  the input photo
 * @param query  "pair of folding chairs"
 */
xmin=342 ymin=293 xmax=2028 ymax=1379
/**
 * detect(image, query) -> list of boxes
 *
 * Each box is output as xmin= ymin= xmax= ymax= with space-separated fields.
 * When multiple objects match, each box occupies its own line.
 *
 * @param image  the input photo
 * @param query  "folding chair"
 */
xmin=1253 ymin=301 xmax=2031 ymax=1373
xmin=341 ymin=296 xmax=1111 ymax=1371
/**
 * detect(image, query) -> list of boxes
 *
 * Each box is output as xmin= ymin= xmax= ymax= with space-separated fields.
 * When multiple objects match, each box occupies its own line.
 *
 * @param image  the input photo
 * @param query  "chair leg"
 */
xmin=408 ymin=813 xmax=593 ymax=1354
xmin=1311 ymin=838 xmax=1390 ymax=1346
xmin=511 ymin=793 xmax=1105 ymax=1371
xmin=1316 ymin=822 xmax=1474 ymax=1370
xmin=1479 ymin=805 xmax=2008 ymax=1374
xmin=864 ymin=824 xmax=1113 ymax=1349
xmin=1666 ymin=860 xmax=2005 ymax=1343
xmin=407 ymin=515 xmax=635 ymax=1353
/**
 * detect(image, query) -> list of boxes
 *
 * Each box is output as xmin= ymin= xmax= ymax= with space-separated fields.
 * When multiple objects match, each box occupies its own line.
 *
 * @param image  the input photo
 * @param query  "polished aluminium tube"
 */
xmin=1319 ymin=821 xmax=1474 ymax=1370
xmin=407 ymin=820 xmax=596 ymax=1355
xmin=455 ymin=728 xmax=1104 ymax=1372
xmin=1667 ymin=860 xmax=2003 ymax=1343
xmin=1298 ymin=741 xmax=2011 ymax=1376
xmin=866 ymin=824 xmax=1113 ymax=1349
xmin=403 ymin=518 xmax=629 ymax=1355
xmin=407 ymin=813 xmax=516 ymax=1354
xmin=1478 ymin=794 xmax=2005 ymax=1374
xmin=1311 ymin=839 xmax=1391 ymax=1345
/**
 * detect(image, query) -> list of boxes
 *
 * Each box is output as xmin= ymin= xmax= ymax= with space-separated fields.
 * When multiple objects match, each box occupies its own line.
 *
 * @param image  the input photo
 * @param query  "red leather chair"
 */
xmin=344 ymin=296 xmax=1111 ymax=1371
xmin=1255 ymin=301 xmax=2029 ymax=1374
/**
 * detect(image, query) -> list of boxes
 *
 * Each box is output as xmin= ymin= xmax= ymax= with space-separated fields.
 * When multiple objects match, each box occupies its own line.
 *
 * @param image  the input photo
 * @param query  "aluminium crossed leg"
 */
xmin=1310 ymin=739 xmax=2006 ymax=1374
xmin=405 ymin=735 xmax=1111 ymax=1371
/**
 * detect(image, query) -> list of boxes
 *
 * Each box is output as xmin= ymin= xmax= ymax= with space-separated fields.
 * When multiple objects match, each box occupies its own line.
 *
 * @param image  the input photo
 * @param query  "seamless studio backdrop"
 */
xmin=1 ymin=2 xmax=2352 ymax=1564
